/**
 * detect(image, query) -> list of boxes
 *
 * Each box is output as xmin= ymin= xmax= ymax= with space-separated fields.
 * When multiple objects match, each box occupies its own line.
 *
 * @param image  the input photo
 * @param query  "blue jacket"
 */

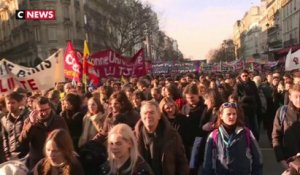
xmin=202 ymin=125 xmax=263 ymax=175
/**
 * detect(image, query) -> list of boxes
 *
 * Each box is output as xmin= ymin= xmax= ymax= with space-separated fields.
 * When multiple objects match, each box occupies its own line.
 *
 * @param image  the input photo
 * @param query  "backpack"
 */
xmin=211 ymin=127 xmax=252 ymax=170
xmin=278 ymin=105 xmax=288 ymax=129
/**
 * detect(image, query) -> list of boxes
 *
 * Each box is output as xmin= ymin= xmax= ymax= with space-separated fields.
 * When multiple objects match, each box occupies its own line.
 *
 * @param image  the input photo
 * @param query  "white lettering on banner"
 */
xmin=104 ymin=67 xmax=116 ymax=76
xmin=92 ymin=57 xmax=108 ymax=66
xmin=65 ymin=53 xmax=80 ymax=73
xmin=119 ymin=67 xmax=133 ymax=76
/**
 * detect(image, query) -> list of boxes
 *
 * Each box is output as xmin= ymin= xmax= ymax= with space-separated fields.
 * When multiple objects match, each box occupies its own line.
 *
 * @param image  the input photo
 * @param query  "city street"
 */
xmin=259 ymin=129 xmax=285 ymax=175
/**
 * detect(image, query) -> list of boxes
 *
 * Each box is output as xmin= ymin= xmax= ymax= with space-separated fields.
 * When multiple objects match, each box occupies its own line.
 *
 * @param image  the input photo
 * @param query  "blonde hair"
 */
xmin=159 ymin=97 xmax=178 ymax=115
xmin=107 ymin=124 xmax=139 ymax=174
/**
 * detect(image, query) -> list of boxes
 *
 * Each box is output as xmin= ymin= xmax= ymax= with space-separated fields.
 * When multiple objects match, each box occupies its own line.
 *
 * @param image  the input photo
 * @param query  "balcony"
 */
xmin=268 ymin=40 xmax=282 ymax=48
xmin=61 ymin=0 xmax=70 ymax=4
xmin=284 ymin=39 xmax=297 ymax=47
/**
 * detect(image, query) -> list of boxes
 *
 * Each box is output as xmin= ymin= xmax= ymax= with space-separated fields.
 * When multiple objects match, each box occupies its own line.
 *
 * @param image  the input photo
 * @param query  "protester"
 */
xmin=60 ymin=93 xmax=84 ymax=150
xmin=159 ymin=97 xmax=191 ymax=158
xmin=131 ymin=91 xmax=146 ymax=113
xmin=272 ymin=84 xmax=300 ymax=173
xmin=19 ymin=97 xmax=68 ymax=170
xmin=202 ymin=102 xmax=263 ymax=175
xmin=78 ymin=97 xmax=105 ymax=147
xmin=165 ymin=83 xmax=185 ymax=110
xmin=0 ymin=96 xmax=7 ymax=117
xmin=150 ymin=87 xmax=163 ymax=103
xmin=135 ymin=101 xmax=189 ymax=175
xmin=94 ymin=91 xmax=140 ymax=142
xmin=136 ymin=79 xmax=151 ymax=100
xmin=32 ymin=129 xmax=85 ymax=175
xmin=181 ymin=83 xmax=206 ymax=174
xmin=63 ymin=83 xmax=76 ymax=95
xmin=233 ymin=70 xmax=262 ymax=140
xmin=99 ymin=124 xmax=154 ymax=175
xmin=201 ymin=89 xmax=223 ymax=133
xmin=1 ymin=92 xmax=30 ymax=161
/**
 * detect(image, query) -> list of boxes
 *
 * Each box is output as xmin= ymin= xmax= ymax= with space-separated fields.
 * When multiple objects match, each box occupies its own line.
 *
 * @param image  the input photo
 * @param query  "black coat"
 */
xmin=1 ymin=108 xmax=30 ymax=160
xmin=272 ymin=102 xmax=300 ymax=161
xmin=60 ymin=110 xmax=84 ymax=149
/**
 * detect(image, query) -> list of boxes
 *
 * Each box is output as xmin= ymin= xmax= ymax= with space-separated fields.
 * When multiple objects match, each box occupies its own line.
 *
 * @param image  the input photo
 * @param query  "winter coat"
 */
xmin=98 ymin=157 xmax=154 ymax=175
xmin=19 ymin=111 xmax=68 ymax=170
xmin=166 ymin=113 xmax=192 ymax=157
xmin=60 ymin=110 xmax=84 ymax=150
xmin=32 ymin=157 xmax=85 ymax=175
xmin=202 ymin=125 xmax=263 ymax=175
xmin=78 ymin=112 xmax=105 ymax=147
xmin=233 ymin=79 xmax=262 ymax=118
xmin=272 ymin=102 xmax=300 ymax=161
xmin=1 ymin=108 xmax=30 ymax=160
xmin=135 ymin=116 xmax=189 ymax=175
xmin=181 ymin=99 xmax=206 ymax=146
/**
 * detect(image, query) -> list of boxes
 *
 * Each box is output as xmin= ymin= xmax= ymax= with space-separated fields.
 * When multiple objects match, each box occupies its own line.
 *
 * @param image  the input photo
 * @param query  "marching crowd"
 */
xmin=0 ymin=70 xmax=300 ymax=175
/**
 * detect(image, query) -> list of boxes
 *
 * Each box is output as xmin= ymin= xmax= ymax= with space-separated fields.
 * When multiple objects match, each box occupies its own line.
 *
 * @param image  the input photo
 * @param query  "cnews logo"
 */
xmin=16 ymin=10 xmax=56 ymax=20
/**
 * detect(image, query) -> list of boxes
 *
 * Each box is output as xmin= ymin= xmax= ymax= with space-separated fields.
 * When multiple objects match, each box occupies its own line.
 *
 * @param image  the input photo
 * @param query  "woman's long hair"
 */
xmin=215 ymin=103 xmax=245 ymax=129
xmin=109 ymin=91 xmax=133 ymax=113
xmin=107 ymin=124 xmax=139 ymax=174
xmin=87 ymin=97 xmax=104 ymax=115
xmin=43 ymin=129 xmax=77 ymax=175
xmin=64 ymin=93 xmax=82 ymax=113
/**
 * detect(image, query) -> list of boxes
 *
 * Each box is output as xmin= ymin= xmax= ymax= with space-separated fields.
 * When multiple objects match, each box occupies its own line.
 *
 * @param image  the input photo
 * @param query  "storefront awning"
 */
xmin=277 ymin=44 xmax=300 ymax=55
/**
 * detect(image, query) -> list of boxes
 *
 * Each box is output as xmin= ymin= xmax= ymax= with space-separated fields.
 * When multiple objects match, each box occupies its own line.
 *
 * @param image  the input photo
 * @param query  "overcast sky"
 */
xmin=141 ymin=0 xmax=261 ymax=60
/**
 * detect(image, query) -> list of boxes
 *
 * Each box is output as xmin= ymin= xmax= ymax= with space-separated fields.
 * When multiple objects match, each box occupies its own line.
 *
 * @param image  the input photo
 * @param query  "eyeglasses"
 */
xmin=37 ymin=108 xmax=51 ymax=113
xmin=222 ymin=102 xmax=237 ymax=108
xmin=241 ymin=74 xmax=248 ymax=78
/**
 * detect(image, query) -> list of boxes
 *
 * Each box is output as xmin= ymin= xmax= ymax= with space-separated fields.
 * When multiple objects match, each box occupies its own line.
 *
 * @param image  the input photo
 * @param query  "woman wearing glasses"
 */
xmin=202 ymin=102 xmax=263 ymax=175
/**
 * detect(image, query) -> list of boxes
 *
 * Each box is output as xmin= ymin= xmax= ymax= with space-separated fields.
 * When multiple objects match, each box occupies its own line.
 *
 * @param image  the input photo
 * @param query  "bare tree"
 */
xmin=96 ymin=0 xmax=159 ymax=55
xmin=207 ymin=39 xmax=235 ymax=63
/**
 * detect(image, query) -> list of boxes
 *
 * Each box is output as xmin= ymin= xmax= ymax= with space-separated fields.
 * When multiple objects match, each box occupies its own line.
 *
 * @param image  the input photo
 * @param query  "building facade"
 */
xmin=233 ymin=0 xmax=299 ymax=61
xmin=0 ymin=0 xmax=85 ymax=66
xmin=0 ymin=0 xmax=173 ymax=66
xmin=281 ymin=0 xmax=300 ymax=47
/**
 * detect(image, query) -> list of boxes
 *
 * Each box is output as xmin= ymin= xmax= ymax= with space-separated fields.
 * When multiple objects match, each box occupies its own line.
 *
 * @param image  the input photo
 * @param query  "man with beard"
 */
xmin=19 ymin=96 xmax=68 ymax=170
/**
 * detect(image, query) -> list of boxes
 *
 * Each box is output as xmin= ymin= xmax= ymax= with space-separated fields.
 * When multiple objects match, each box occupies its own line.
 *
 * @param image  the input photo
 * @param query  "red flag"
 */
xmin=64 ymin=41 xmax=82 ymax=82
xmin=86 ymin=61 xmax=99 ymax=86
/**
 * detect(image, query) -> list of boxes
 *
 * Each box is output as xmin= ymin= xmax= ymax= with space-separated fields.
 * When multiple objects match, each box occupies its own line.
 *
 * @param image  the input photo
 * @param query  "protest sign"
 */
xmin=0 ymin=49 xmax=64 ymax=95
xmin=90 ymin=49 xmax=146 ymax=78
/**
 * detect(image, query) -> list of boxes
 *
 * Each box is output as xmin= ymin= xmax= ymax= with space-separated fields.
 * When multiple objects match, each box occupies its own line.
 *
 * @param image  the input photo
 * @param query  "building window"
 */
xmin=63 ymin=6 xmax=69 ymax=18
xmin=66 ymin=27 xmax=72 ymax=40
xmin=48 ymin=26 xmax=57 ymax=41
xmin=34 ymin=27 xmax=40 ymax=41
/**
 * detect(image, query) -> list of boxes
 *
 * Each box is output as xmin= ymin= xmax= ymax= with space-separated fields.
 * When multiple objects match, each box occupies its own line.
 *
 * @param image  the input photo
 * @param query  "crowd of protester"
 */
xmin=1 ymin=70 xmax=300 ymax=175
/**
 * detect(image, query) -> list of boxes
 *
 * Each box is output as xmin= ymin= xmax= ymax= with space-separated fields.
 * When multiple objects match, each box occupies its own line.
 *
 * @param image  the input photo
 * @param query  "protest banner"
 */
xmin=90 ymin=49 xmax=146 ymax=78
xmin=0 ymin=49 xmax=64 ymax=95
xmin=285 ymin=49 xmax=300 ymax=71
